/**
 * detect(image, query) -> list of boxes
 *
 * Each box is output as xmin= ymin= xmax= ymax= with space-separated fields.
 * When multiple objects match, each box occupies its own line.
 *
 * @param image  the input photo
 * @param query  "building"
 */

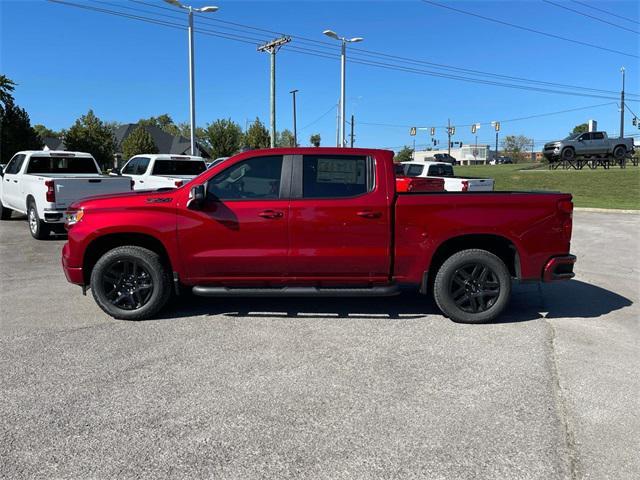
xmin=113 ymin=124 xmax=211 ymax=166
xmin=414 ymin=144 xmax=493 ymax=165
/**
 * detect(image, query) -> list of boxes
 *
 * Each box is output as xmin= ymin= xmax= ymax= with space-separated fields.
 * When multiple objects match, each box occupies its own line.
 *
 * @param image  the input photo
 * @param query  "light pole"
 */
xmin=620 ymin=66 xmax=625 ymax=138
xmin=163 ymin=0 xmax=218 ymax=155
xmin=290 ymin=89 xmax=298 ymax=147
xmin=323 ymin=29 xmax=363 ymax=147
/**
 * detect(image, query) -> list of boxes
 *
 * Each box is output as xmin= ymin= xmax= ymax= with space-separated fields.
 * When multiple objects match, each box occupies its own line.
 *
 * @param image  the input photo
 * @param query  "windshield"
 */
xmin=26 ymin=156 xmax=99 ymax=174
xmin=563 ymin=133 xmax=582 ymax=141
xmin=152 ymin=160 xmax=206 ymax=176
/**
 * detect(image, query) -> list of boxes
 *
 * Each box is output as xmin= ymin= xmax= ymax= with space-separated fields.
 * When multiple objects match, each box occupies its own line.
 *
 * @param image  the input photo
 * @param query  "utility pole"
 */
xmin=258 ymin=36 xmax=291 ymax=148
xmin=163 ymin=0 xmax=219 ymax=155
xmin=447 ymin=118 xmax=451 ymax=156
xmin=620 ymin=66 xmax=625 ymax=138
xmin=290 ymin=89 xmax=298 ymax=146
xmin=350 ymin=114 xmax=355 ymax=148
xmin=336 ymin=103 xmax=340 ymax=147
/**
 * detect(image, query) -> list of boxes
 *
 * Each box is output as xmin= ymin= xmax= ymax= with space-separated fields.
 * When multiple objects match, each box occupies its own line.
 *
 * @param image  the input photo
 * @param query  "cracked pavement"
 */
xmin=1 ymin=211 xmax=638 ymax=479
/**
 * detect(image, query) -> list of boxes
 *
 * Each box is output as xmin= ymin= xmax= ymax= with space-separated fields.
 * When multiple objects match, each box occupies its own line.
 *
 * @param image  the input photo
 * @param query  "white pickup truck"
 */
xmin=117 ymin=154 xmax=207 ymax=191
xmin=0 ymin=151 xmax=132 ymax=239
xmin=400 ymin=161 xmax=494 ymax=192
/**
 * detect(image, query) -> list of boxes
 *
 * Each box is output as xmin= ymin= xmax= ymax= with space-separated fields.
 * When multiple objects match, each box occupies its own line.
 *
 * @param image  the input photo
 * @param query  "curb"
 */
xmin=575 ymin=207 xmax=639 ymax=214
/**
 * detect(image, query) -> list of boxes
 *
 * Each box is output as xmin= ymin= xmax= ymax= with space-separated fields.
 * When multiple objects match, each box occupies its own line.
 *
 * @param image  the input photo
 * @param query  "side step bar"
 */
xmin=192 ymin=284 xmax=401 ymax=298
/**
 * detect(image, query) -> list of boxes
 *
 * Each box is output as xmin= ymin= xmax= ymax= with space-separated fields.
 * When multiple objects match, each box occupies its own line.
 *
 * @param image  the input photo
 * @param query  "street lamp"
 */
xmin=323 ymin=29 xmax=363 ymax=147
xmin=163 ymin=0 xmax=219 ymax=155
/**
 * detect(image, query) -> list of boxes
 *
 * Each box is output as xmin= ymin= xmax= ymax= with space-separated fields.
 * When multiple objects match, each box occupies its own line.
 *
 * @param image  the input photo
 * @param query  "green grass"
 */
xmin=454 ymin=163 xmax=640 ymax=210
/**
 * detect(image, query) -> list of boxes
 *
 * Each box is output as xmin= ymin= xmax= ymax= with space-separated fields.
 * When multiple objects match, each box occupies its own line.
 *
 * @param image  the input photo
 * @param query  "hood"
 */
xmin=68 ymin=189 xmax=177 ymax=210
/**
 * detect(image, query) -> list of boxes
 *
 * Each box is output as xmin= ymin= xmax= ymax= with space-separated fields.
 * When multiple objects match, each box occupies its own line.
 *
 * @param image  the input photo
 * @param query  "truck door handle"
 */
xmin=13 ymin=180 xmax=18 ymax=183
xmin=357 ymin=210 xmax=382 ymax=219
xmin=258 ymin=210 xmax=283 ymax=219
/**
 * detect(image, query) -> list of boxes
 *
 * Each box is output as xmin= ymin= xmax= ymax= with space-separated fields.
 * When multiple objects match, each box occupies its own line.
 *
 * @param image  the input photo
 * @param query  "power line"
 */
xmin=130 ymin=0 xmax=640 ymax=99
xmin=422 ymin=0 xmax=639 ymax=59
xmin=570 ymin=0 xmax=640 ymax=26
xmin=299 ymin=104 xmax=338 ymax=132
xmin=50 ymin=0 xmax=640 ymax=104
xmin=543 ymin=0 xmax=639 ymax=34
xmin=357 ymin=102 xmax=617 ymax=129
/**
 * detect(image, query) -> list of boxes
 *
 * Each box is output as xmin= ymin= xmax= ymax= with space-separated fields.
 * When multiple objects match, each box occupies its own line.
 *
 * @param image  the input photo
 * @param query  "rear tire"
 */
xmin=612 ymin=145 xmax=627 ymax=160
xmin=90 ymin=246 xmax=172 ymax=320
xmin=433 ymin=249 xmax=511 ymax=324
xmin=28 ymin=202 xmax=50 ymax=239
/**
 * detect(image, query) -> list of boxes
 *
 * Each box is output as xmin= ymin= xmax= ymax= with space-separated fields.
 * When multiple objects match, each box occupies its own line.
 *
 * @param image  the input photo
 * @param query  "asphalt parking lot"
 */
xmin=1 ymin=211 xmax=638 ymax=480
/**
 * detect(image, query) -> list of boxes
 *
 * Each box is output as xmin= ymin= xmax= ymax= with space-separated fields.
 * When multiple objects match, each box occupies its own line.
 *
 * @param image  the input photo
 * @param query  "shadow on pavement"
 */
xmin=159 ymin=279 xmax=632 ymax=324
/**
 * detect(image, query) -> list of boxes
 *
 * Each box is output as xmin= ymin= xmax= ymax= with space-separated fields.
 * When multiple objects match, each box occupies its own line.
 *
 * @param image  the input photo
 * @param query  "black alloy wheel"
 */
xmin=102 ymin=259 xmax=154 ymax=310
xmin=449 ymin=263 xmax=500 ymax=314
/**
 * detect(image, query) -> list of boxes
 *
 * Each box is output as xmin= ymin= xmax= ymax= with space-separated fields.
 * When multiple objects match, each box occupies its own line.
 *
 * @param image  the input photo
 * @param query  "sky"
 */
xmin=1 ymin=0 xmax=639 ymax=152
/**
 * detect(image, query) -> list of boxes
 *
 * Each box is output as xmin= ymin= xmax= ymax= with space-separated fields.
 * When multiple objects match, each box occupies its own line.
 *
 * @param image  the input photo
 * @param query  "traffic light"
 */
xmin=430 ymin=127 xmax=435 ymax=136
xmin=471 ymin=124 xmax=477 ymax=134
xmin=451 ymin=126 xmax=456 ymax=135
xmin=495 ymin=122 xmax=501 ymax=132
xmin=410 ymin=127 xmax=417 ymax=136
xmin=633 ymin=117 xmax=638 ymax=127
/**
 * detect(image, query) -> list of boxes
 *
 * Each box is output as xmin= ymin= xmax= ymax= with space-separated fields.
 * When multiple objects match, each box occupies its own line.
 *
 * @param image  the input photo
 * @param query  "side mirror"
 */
xmin=189 ymin=184 xmax=206 ymax=209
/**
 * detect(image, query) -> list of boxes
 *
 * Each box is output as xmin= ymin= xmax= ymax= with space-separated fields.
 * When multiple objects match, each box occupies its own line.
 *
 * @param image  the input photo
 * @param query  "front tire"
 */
xmin=433 ymin=249 xmax=512 ymax=324
xmin=0 ymin=198 xmax=12 ymax=220
xmin=90 ymin=246 xmax=172 ymax=320
xmin=561 ymin=147 xmax=575 ymax=161
xmin=28 ymin=202 xmax=50 ymax=239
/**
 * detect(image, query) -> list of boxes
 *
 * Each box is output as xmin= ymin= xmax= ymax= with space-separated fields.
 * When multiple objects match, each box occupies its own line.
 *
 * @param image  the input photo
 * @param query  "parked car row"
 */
xmin=0 ymin=151 xmax=211 ymax=238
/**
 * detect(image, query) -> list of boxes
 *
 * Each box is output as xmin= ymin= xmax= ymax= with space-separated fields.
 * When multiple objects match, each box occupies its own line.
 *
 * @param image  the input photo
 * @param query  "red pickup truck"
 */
xmin=62 ymin=148 xmax=575 ymax=323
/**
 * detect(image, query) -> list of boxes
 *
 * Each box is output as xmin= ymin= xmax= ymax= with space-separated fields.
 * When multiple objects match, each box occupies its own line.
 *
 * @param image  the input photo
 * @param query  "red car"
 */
xmin=62 ymin=148 xmax=575 ymax=323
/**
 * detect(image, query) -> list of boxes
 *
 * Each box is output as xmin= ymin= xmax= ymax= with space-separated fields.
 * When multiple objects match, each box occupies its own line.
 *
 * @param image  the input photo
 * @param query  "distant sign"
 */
xmin=410 ymin=127 xmax=417 ymax=136
xmin=588 ymin=119 xmax=597 ymax=132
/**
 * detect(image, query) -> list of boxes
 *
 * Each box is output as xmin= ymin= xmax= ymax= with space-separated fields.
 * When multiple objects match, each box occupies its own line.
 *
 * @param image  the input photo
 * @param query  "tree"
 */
xmin=394 ymin=146 xmax=414 ymax=163
xmin=121 ymin=126 xmax=158 ymax=160
xmin=0 ymin=75 xmax=42 ymax=163
xmin=138 ymin=114 xmax=176 ymax=133
xmin=33 ymin=124 xmax=60 ymax=140
xmin=502 ymin=135 xmax=533 ymax=163
xmin=309 ymin=133 xmax=321 ymax=147
xmin=0 ymin=75 xmax=16 ymax=108
xmin=276 ymin=129 xmax=296 ymax=147
xmin=244 ymin=117 xmax=270 ymax=149
xmin=571 ymin=123 xmax=589 ymax=135
xmin=204 ymin=119 xmax=243 ymax=158
xmin=64 ymin=110 xmax=116 ymax=170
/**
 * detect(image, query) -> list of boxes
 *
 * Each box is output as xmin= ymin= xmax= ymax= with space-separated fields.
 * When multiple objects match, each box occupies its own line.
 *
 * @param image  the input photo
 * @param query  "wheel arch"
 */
xmin=82 ymin=233 xmax=173 ymax=285
xmin=426 ymin=234 xmax=521 ymax=289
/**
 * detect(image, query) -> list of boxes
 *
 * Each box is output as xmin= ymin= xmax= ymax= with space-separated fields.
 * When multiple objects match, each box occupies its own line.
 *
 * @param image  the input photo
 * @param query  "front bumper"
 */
xmin=543 ymin=255 xmax=576 ymax=282
xmin=62 ymin=242 xmax=84 ymax=285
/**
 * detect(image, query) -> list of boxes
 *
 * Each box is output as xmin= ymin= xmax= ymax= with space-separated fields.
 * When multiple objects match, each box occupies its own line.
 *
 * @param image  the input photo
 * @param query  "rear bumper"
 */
xmin=543 ymin=255 xmax=576 ymax=282
xmin=62 ymin=242 xmax=84 ymax=285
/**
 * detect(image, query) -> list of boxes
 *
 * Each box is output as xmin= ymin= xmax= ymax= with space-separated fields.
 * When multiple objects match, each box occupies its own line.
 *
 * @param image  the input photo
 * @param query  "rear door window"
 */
xmin=135 ymin=157 xmax=150 ymax=175
xmin=302 ymin=155 xmax=370 ymax=199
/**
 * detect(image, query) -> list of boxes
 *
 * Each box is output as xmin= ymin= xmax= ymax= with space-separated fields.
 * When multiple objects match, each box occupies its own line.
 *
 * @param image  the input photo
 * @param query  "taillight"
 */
xmin=557 ymin=199 xmax=574 ymax=215
xmin=45 ymin=180 xmax=55 ymax=203
xmin=461 ymin=180 xmax=469 ymax=192
xmin=174 ymin=180 xmax=184 ymax=187
xmin=130 ymin=179 xmax=135 ymax=190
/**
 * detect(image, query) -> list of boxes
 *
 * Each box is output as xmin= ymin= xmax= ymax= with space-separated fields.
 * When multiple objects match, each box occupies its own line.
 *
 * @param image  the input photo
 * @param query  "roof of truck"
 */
xmin=19 ymin=150 xmax=94 ymax=157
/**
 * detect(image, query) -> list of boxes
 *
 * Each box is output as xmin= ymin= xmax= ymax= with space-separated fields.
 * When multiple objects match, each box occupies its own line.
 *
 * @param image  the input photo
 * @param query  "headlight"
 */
xmin=65 ymin=209 xmax=85 ymax=228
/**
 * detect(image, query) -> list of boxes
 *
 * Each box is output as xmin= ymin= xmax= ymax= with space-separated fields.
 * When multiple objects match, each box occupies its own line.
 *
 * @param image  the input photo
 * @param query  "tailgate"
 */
xmin=52 ymin=177 xmax=131 ymax=208
xmin=467 ymin=178 xmax=494 ymax=191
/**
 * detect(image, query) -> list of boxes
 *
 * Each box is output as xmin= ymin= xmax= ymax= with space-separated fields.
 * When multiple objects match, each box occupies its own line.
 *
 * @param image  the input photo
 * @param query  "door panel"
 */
xmin=288 ymin=154 xmax=391 ymax=282
xmin=178 ymin=155 xmax=291 ymax=283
